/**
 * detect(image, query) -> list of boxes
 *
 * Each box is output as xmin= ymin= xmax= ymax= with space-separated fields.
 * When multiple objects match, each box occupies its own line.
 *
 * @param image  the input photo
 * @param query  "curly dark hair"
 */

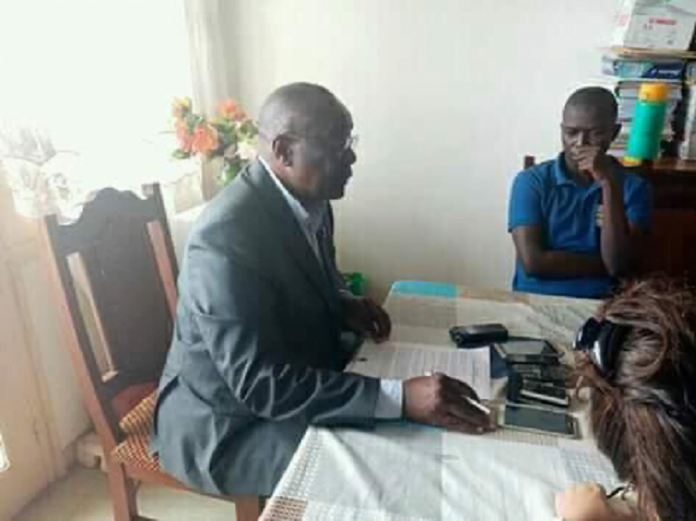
xmin=575 ymin=277 xmax=696 ymax=521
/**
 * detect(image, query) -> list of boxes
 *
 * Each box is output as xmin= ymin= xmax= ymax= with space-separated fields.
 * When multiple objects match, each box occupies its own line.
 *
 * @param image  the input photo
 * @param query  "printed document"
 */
xmin=348 ymin=342 xmax=492 ymax=399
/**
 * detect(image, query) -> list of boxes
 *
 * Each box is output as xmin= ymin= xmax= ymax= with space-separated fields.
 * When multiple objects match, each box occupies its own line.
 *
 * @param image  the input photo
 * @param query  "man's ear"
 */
xmin=272 ymin=136 xmax=294 ymax=167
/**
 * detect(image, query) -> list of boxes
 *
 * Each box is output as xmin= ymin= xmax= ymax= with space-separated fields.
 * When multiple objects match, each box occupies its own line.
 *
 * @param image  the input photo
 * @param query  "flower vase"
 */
xmin=200 ymin=156 xmax=225 ymax=200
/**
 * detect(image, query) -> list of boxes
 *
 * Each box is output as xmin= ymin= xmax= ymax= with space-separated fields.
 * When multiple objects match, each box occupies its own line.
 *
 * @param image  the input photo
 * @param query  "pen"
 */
xmin=463 ymin=395 xmax=491 ymax=415
xmin=606 ymin=486 xmax=626 ymax=499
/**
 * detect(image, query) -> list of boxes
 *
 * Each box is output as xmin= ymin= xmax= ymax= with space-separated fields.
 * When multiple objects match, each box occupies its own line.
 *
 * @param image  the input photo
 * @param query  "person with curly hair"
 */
xmin=556 ymin=277 xmax=696 ymax=521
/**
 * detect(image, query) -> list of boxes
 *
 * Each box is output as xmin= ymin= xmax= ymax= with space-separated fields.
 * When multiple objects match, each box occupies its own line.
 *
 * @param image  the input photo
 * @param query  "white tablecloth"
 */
xmin=261 ymin=284 xmax=616 ymax=521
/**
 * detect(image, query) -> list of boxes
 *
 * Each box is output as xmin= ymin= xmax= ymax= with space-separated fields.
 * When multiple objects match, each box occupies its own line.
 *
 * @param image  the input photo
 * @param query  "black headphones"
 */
xmin=574 ymin=317 xmax=631 ymax=379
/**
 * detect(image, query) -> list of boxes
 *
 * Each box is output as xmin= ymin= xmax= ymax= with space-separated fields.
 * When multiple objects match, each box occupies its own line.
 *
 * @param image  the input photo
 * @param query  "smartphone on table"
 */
xmin=507 ymin=371 xmax=569 ymax=408
xmin=496 ymin=339 xmax=561 ymax=365
xmin=518 ymin=379 xmax=569 ymax=407
xmin=508 ymin=363 xmax=567 ymax=386
xmin=499 ymin=403 xmax=578 ymax=438
xmin=450 ymin=323 xmax=508 ymax=348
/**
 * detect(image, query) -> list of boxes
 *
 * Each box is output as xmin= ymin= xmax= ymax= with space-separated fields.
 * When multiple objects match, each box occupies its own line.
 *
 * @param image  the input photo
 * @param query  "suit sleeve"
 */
xmin=187 ymin=238 xmax=380 ymax=426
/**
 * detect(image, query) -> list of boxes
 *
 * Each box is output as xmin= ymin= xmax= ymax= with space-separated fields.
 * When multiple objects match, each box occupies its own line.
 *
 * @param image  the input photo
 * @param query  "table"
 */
xmin=261 ymin=283 xmax=618 ymax=521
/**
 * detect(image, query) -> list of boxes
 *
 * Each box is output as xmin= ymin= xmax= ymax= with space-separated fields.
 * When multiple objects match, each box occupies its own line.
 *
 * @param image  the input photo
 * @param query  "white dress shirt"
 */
xmin=258 ymin=157 xmax=403 ymax=419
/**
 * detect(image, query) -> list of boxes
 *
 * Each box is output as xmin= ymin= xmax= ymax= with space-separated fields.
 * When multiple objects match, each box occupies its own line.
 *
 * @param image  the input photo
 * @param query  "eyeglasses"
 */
xmin=280 ymin=132 xmax=359 ymax=156
xmin=340 ymin=134 xmax=359 ymax=153
xmin=307 ymin=134 xmax=359 ymax=155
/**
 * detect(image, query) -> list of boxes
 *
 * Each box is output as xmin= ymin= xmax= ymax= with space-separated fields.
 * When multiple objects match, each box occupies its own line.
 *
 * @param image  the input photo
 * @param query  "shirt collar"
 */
xmin=258 ymin=156 xmax=327 ymax=234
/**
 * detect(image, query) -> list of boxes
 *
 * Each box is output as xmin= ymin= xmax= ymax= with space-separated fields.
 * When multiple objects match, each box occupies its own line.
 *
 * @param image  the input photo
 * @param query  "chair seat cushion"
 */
xmin=111 ymin=390 xmax=159 ymax=472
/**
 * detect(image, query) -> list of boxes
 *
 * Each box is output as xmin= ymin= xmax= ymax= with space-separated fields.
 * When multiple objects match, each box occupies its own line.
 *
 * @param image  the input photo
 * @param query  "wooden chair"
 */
xmin=42 ymin=185 xmax=261 ymax=521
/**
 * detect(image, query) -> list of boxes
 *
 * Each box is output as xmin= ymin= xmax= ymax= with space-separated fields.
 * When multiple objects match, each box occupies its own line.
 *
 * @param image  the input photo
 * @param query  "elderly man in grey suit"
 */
xmin=151 ymin=82 xmax=492 ymax=497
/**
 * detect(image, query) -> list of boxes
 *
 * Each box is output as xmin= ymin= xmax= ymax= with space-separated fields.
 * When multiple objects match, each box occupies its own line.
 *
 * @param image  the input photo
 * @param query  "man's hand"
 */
xmin=575 ymin=146 xmax=618 ymax=186
xmin=403 ymin=373 xmax=495 ymax=434
xmin=342 ymin=295 xmax=391 ymax=343
xmin=555 ymin=483 xmax=618 ymax=521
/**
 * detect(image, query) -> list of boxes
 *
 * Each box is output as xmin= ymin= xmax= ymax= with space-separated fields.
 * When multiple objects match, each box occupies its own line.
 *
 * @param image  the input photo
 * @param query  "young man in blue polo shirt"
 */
xmin=508 ymin=87 xmax=651 ymax=299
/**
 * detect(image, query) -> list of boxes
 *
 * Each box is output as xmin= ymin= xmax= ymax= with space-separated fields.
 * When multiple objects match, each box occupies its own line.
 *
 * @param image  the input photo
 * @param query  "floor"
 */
xmin=15 ymin=467 xmax=236 ymax=521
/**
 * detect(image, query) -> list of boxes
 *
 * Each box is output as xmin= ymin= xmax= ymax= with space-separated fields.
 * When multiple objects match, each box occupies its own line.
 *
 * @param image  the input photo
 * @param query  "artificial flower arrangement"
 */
xmin=171 ymin=97 xmax=258 ymax=185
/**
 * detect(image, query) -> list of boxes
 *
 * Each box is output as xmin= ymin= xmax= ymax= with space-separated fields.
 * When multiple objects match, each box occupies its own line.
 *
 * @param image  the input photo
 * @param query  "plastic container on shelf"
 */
xmin=626 ymin=82 xmax=670 ymax=164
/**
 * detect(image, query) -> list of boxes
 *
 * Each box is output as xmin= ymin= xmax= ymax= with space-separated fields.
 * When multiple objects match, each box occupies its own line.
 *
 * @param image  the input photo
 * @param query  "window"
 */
xmin=0 ymin=0 xmax=192 ymax=206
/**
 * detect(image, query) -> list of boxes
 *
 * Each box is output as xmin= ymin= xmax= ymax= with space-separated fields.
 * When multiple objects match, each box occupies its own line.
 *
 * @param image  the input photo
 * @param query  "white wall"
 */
xmin=227 ymin=0 xmax=617 ymax=299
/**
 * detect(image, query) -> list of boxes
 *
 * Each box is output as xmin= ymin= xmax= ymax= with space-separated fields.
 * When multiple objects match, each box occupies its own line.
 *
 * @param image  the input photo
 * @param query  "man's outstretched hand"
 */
xmin=342 ymin=295 xmax=392 ymax=342
xmin=403 ymin=373 xmax=495 ymax=434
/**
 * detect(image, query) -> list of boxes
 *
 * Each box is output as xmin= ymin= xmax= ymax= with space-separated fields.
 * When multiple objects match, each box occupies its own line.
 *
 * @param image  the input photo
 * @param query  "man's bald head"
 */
xmin=256 ymin=83 xmax=356 ymax=202
xmin=258 ymin=82 xmax=352 ymax=144
xmin=563 ymin=87 xmax=618 ymax=123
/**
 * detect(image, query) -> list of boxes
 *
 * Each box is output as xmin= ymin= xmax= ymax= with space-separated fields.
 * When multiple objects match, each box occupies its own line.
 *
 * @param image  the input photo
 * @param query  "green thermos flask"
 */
xmin=626 ymin=82 xmax=669 ymax=163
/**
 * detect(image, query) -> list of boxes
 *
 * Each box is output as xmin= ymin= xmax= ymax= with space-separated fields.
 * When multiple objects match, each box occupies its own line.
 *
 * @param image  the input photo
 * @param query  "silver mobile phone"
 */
xmin=498 ymin=403 xmax=578 ymax=438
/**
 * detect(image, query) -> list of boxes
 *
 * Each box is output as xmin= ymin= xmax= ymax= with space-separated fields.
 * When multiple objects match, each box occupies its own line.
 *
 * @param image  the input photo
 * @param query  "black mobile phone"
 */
xmin=450 ymin=323 xmax=508 ymax=348
xmin=501 ymin=404 xmax=577 ymax=438
xmin=507 ymin=372 xmax=569 ymax=407
xmin=514 ymin=395 xmax=570 ymax=412
xmin=504 ymin=353 xmax=561 ymax=365
xmin=498 ymin=338 xmax=559 ymax=357
xmin=519 ymin=380 xmax=569 ymax=407
xmin=508 ymin=363 xmax=566 ymax=385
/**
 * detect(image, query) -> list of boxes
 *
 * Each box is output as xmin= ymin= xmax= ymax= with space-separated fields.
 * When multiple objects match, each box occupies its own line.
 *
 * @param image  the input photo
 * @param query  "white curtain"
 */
xmin=183 ymin=0 xmax=239 ymax=199
xmin=184 ymin=0 xmax=237 ymax=117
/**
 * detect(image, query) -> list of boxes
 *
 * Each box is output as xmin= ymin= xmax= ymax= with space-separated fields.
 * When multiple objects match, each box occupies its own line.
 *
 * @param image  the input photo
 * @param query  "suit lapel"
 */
xmin=242 ymin=161 xmax=340 ymax=316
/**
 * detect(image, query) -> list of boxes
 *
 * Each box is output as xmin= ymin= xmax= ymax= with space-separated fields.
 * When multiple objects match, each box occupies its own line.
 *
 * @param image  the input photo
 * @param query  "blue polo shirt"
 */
xmin=508 ymin=154 xmax=651 ymax=299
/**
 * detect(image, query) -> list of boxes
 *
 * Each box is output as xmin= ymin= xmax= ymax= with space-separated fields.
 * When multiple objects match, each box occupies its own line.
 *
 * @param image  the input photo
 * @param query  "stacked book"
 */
xmin=600 ymin=52 xmax=685 ymax=158
xmin=679 ymin=63 xmax=696 ymax=160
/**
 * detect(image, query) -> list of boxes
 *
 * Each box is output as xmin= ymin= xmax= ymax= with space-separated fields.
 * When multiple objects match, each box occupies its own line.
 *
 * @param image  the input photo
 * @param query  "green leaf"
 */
xmin=240 ymin=120 xmax=258 ymax=135
xmin=219 ymin=160 xmax=247 ymax=186
xmin=172 ymin=149 xmax=191 ymax=160
xmin=189 ymin=114 xmax=204 ymax=127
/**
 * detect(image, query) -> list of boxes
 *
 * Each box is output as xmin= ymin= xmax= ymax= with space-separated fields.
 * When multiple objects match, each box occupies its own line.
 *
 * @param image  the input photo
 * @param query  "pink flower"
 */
xmin=191 ymin=123 xmax=219 ymax=155
xmin=219 ymin=99 xmax=246 ymax=120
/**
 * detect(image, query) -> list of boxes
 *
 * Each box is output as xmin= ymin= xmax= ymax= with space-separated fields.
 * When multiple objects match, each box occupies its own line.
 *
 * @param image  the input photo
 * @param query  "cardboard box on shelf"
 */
xmin=612 ymin=0 xmax=696 ymax=51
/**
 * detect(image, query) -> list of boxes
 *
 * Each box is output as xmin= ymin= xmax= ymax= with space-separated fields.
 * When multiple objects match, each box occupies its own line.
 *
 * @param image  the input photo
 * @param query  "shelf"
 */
xmin=649 ymin=158 xmax=696 ymax=174
xmin=606 ymin=46 xmax=696 ymax=60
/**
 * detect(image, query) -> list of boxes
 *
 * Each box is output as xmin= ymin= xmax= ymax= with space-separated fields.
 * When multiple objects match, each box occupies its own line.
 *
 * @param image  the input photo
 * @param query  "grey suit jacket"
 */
xmin=151 ymin=161 xmax=380 ymax=496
